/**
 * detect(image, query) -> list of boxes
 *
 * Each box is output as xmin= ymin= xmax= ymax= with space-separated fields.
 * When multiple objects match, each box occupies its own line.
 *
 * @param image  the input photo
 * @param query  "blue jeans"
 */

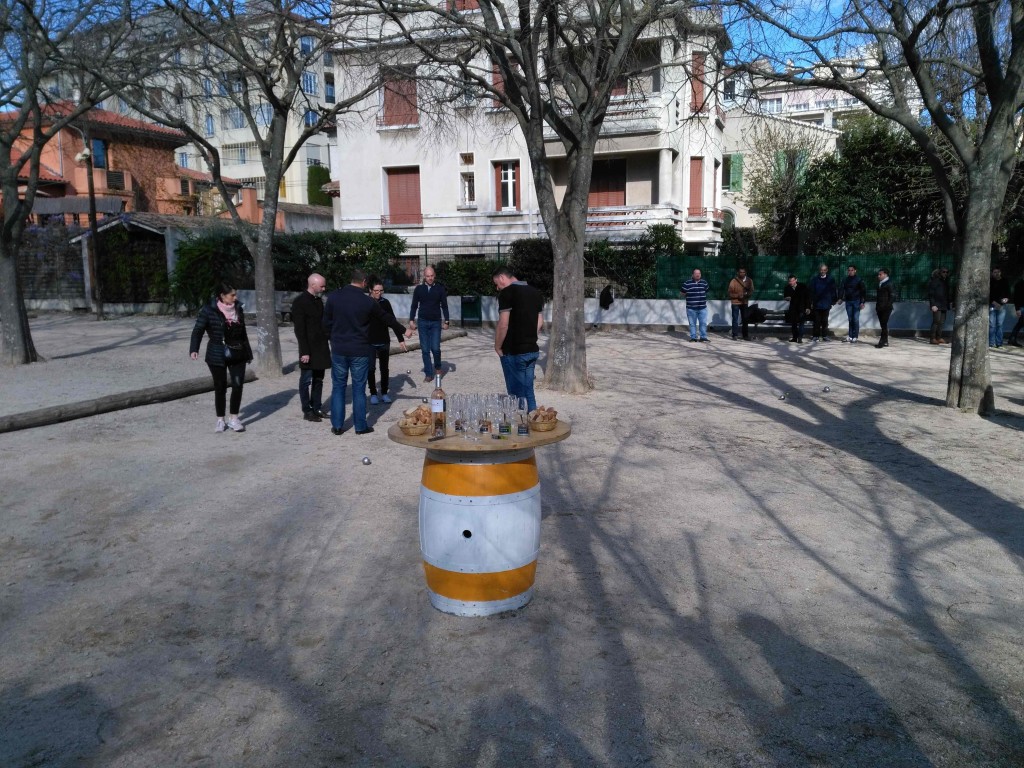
xmin=989 ymin=306 xmax=1005 ymax=346
xmin=330 ymin=354 xmax=370 ymax=431
xmin=298 ymin=368 xmax=324 ymax=413
xmin=417 ymin=319 xmax=442 ymax=376
xmin=499 ymin=352 xmax=540 ymax=412
xmin=845 ymin=301 xmax=861 ymax=339
xmin=686 ymin=307 xmax=708 ymax=340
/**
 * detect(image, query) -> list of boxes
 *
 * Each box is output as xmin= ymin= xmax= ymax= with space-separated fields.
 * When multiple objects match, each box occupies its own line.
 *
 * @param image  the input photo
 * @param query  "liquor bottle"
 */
xmin=430 ymin=374 xmax=446 ymax=437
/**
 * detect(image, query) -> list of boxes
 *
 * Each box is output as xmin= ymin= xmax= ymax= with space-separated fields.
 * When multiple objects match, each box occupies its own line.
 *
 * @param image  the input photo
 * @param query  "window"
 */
xmin=724 ymin=78 xmax=736 ymax=100
xmin=588 ymin=159 xmax=626 ymax=207
xmin=493 ymin=160 xmax=520 ymax=211
xmin=90 ymin=139 xmax=108 ymax=169
xmin=459 ymin=152 xmax=474 ymax=165
xmin=301 ymin=70 xmax=318 ymax=96
xmin=722 ymin=153 xmax=743 ymax=191
xmin=178 ymin=152 xmax=189 ymax=169
xmin=690 ymin=52 xmax=707 ymax=113
xmin=204 ymin=114 xmax=215 ymax=136
xmin=173 ymin=48 xmax=183 ymax=65
xmin=460 ymin=172 xmax=476 ymax=206
xmin=173 ymin=84 xmax=184 ymax=106
xmin=688 ymin=157 xmax=704 ymax=216
xmin=759 ymin=98 xmax=783 ymax=114
xmin=300 ymin=36 xmax=314 ymax=54
xmin=324 ymin=51 xmax=334 ymax=68
xmin=451 ymin=0 xmax=480 ymax=9
xmin=202 ymin=78 xmax=212 ymax=97
xmin=384 ymin=167 xmax=422 ymax=226
xmin=221 ymin=107 xmax=245 ymax=130
xmin=324 ymin=74 xmax=335 ymax=104
xmin=179 ymin=178 xmax=190 ymax=195
xmin=253 ymin=102 xmax=273 ymax=127
xmin=303 ymin=109 xmax=318 ymax=127
xmin=381 ymin=68 xmax=418 ymax=126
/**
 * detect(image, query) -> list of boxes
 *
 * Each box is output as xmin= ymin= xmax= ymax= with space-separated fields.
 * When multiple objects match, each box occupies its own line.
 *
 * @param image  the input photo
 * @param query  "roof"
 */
xmin=276 ymin=202 xmax=333 ymax=218
xmin=0 ymin=103 xmax=190 ymax=146
xmin=320 ymin=179 xmax=340 ymax=197
xmin=69 ymin=211 xmax=238 ymax=242
xmin=177 ymin=166 xmax=243 ymax=187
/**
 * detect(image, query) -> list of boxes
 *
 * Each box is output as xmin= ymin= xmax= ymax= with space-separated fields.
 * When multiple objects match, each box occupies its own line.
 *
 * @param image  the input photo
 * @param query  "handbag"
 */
xmin=223 ymin=341 xmax=245 ymax=364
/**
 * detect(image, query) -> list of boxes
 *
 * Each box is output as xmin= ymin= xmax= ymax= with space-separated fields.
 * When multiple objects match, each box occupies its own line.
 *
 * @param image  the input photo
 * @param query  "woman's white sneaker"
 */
xmin=226 ymin=417 xmax=245 ymax=432
xmin=215 ymin=418 xmax=226 ymax=433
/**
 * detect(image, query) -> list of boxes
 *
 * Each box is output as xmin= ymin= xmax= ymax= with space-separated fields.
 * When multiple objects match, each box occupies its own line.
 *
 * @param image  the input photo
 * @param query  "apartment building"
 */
xmin=329 ymin=12 xmax=730 ymax=264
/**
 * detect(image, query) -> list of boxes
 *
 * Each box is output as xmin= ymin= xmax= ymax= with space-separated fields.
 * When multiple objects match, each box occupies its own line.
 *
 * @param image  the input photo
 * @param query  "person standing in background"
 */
xmin=874 ymin=269 xmax=894 ymax=349
xmin=927 ymin=267 xmax=953 ymax=344
xmin=190 ymin=283 xmax=252 ymax=433
xmin=783 ymin=275 xmax=810 ymax=343
xmin=809 ymin=264 xmax=838 ymax=341
xmin=727 ymin=267 xmax=755 ymax=341
xmin=492 ymin=267 xmax=545 ymax=412
xmin=989 ymin=267 xmax=1011 ymax=348
xmin=1007 ymin=275 xmax=1024 ymax=347
xmin=680 ymin=269 xmax=710 ymax=343
xmin=408 ymin=266 xmax=450 ymax=382
xmin=839 ymin=265 xmax=867 ymax=343
xmin=291 ymin=273 xmax=330 ymax=422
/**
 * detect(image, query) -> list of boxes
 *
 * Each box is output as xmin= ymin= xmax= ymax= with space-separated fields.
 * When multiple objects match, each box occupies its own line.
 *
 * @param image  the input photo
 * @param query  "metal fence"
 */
xmin=657 ymin=253 xmax=956 ymax=302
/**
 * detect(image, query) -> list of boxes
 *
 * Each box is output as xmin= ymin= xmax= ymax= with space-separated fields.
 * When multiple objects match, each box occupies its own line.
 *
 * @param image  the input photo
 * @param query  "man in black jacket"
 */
xmin=291 ymin=273 xmax=331 ymax=421
xmin=874 ymin=268 xmax=895 ymax=348
xmin=367 ymin=278 xmax=407 ymax=404
xmin=989 ymin=267 xmax=1011 ymax=348
xmin=323 ymin=269 xmax=410 ymax=435
xmin=1008 ymin=276 xmax=1024 ymax=347
xmin=783 ymin=275 xmax=810 ymax=343
xmin=839 ymin=264 xmax=867 ymax=343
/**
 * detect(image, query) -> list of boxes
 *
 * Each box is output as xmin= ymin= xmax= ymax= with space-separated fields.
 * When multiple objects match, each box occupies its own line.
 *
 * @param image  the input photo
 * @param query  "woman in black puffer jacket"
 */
xmin=189 ymin=283 xmax=253 ymax=433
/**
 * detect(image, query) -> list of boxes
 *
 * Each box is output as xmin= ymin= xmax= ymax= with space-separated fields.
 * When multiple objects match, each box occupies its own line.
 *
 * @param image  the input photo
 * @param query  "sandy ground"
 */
xmin=1 ymin=313 xmax=1023 ymax=767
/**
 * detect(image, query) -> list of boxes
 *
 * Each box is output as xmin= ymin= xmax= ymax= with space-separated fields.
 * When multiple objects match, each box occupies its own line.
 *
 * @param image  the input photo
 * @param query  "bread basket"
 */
xmin=399 ymin=422 xmax=431 ymax=436
xmin=529 ymin=418 xmax=557 ymax=432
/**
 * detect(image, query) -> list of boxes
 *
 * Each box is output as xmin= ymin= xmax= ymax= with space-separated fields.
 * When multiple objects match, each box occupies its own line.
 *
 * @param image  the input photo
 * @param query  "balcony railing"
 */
xmin=586 ymin=204 xmax=683 ymax=230
xmin=686 ymin=207 xmax=726 ymax=223
xmin=381 ymin=213 xmax=423 ymax=227
xmin=376 ymin=111 xmax=419 ymax=128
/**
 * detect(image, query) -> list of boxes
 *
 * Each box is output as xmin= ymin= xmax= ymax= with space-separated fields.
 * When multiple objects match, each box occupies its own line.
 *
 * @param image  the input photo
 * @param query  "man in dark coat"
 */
xmin=323 ymin=268 xmax=410 ymax=436
xmin=808 ymin=264 xmax=838 ymax=341
xmin=874 ymin=268 xmax=895 ymax=348
xmin=927 ymin=267 xmax=953 ymax=344
xmin=291 ymin=273 xmax=331 ymax=421
xmin=367 ymin=277 xmax=407 ymax=404
xmin=783 ymin=275 xmax=810 ymax=343
xmin=839 ymin=264 xmax=867 ymax=343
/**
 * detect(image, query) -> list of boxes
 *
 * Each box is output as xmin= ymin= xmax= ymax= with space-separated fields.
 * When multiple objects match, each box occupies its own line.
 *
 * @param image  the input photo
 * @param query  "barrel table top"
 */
xmin=387 ymin=419 xmax=571 ymax=453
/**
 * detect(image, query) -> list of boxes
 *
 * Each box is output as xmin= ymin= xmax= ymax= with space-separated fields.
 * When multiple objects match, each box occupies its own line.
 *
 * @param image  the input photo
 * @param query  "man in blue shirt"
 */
xmin=408 ymin=266 xmax=450 ymax=382
xmin=809 ymin=264 xmax=838 ymax=341
xmin=681 ymin=269 xmax=710 ymax=342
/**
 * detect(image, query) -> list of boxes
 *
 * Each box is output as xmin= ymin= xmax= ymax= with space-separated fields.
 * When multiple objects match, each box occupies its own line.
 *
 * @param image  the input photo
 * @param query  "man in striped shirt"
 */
xmin=681 ymin=269 xmax=710 ymax=342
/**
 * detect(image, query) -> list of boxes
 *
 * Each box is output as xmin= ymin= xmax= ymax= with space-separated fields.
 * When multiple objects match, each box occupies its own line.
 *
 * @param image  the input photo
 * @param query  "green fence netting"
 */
xmin=656 ymin=253 xmax=955 ymax=302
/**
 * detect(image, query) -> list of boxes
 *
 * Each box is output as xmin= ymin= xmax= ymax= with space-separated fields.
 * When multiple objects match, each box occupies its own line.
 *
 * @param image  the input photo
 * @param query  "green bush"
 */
xmin=507 ymin=238 xmax=554 ymax=299
xmin=434 ymin=258 xmax=503 ymax=296
xmin=171 ymin=230 xmax=408 ymax=310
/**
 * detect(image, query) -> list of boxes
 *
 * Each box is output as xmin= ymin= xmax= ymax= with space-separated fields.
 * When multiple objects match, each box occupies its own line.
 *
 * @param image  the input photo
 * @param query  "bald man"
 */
xmin=291 ymin=273 xmax=331 ymax=421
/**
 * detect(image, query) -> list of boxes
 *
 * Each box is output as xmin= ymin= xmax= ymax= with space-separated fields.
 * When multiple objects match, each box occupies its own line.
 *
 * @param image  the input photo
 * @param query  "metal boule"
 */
xmin=823 ymin=386 xmax=831 ymax=393
xmin=361 ymin=456 xmax=371 ymax=465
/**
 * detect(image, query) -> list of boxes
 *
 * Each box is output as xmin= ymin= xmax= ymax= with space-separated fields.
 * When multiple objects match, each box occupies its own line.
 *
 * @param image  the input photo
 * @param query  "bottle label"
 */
xmin=517 ymin=423 xmax=529 ymax=436
xmin=431 ymin=398 xmax=444 ymax=413
xmin=499 ymin=422 xmax=512 ymax=435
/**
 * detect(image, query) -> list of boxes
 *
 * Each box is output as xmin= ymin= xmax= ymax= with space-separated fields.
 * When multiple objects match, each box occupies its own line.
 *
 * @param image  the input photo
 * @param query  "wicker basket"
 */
xmin=399 ymin=423 xmax=431 ymax=436
xmin=529 ymin=419 xmax=558 ymax=432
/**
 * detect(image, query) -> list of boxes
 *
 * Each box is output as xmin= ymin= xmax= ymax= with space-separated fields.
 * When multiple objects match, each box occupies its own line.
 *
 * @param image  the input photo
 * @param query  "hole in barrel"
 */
xmin=462 ymin=530 xmax=472 ymax=538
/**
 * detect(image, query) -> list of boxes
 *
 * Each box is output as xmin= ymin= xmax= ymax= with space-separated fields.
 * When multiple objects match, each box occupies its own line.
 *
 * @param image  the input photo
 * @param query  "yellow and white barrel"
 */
xmin=418 ymin=447 xmax=541 ymax=616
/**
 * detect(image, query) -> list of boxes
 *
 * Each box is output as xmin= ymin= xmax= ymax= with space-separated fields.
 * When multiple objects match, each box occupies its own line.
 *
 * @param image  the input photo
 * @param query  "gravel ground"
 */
xmin=1 ymin=312 xmax=1023 ymax=767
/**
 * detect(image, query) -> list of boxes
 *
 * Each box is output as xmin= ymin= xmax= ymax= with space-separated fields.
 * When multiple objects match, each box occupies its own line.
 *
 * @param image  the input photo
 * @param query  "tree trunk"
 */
xmin=544 ymin=215 xmax=590 ymax=394
xmin=251 ymin=212 xmax=283 ymax=379
xmin=0 ymin=239 xmax=38 ymax=366
xmin=945 ymin=177 xmax=1001 ymax=414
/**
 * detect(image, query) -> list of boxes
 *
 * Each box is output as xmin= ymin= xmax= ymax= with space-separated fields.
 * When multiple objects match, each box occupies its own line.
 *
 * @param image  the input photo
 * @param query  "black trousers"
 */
xmin=208 ymin=362 xmax=245 ymax=417
xmin=812 ymin=308 xmax=830 ymax=338
xmin=877 ymin=307 xmax=892 ymax=345
xmin=790 ymin=319 xmax=805 ymax=341
xmin=1009 ymin=313 xmax=1024 ymax=341
xmin=369 ymin=345 xmax=391 ymax=395
xmin=930 ymin=309 xmax=947 ymax=340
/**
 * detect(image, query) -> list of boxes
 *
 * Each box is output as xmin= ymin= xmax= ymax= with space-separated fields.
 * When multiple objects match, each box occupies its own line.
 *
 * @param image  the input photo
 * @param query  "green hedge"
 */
xmin=171 ymin=230 xmax=408 ymax=310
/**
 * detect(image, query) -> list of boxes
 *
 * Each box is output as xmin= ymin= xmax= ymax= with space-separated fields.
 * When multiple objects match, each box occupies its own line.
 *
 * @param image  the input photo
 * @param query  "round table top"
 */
xmin=387 ymin=419 xmax=571 ymax=453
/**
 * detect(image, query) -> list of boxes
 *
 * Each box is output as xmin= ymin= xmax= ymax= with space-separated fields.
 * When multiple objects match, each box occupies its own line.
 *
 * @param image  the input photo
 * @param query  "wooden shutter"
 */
xmin=690 ymin=52 xmax=706 ymax=112
xmin=588 ymin=159 xmax=626 ymax=207
xmin=387 ymin=167 xmax=421 ymax=225
xmin=492 ymin=62 xmax=505 ymax=108
xmin=383 ymin=73 xmax=418 ymax=126
xmin=689 ymin=157 xmax=704 ymax=213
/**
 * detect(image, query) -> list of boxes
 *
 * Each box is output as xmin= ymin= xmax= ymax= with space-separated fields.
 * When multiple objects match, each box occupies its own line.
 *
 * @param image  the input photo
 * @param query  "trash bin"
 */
xmin=461 ymin=295 xmax=482 ymax=327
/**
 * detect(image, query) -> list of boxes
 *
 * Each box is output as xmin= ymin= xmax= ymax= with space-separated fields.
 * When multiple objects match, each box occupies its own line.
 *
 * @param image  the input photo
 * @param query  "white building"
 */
xmin=329 ymin=10 xmax=731 ymax=268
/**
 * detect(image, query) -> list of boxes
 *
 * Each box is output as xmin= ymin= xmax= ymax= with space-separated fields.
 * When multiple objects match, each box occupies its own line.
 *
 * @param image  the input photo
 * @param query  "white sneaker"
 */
xmin=382 ymin=394 xmax=392 ymax=403
xmin=226 ymin=417 xmax=245 ymax=432
xmin=842 ymin=336 xmax=851 ymax=343
xmin=850 ymin=337 xmax=858 ymax=343
xmin=370 ymin=394 xmax=379 ymax=405
xmin=215 ymin=418 xmax=226 ymax=433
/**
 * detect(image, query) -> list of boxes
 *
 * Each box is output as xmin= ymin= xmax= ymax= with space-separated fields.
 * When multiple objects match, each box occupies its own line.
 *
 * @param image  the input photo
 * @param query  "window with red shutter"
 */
xmin=690 ymin=53 xmax=707 ymax=113
xmin=382 ymin=69 xmax=418 ymax=126
xmin=493 ymin=161 xmax=520 ymax=211
xmin=688 ymin=157 xmax=704 ymax=216
xmin=588 ymin=159 xmax=626 ymax=207
xmin=385 ymin=167 xmax=422 ymax=225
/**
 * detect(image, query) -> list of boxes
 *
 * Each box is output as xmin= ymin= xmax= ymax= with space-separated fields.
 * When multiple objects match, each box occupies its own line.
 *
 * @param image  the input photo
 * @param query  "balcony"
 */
xmin=586 ymin=204 xmax=683 ymax=232
xmin=686 ymin=207 xmax=725 ymax=224
xmin=544 ymin=96 xmax=665 ymax=140
xmin=73 ymin=166 xmax=135 ymax=196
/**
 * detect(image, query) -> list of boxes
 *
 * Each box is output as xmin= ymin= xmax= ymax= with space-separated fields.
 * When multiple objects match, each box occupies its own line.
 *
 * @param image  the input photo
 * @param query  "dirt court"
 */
xmin=1 ymin=313 xmax=1023 ymax=767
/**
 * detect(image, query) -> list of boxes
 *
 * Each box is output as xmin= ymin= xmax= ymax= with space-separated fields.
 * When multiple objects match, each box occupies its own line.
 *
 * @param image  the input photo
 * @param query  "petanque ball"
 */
xmin=361 ymin=456 xmax=371 ymax=465
xmin=823 ymin=386 xmax=831 ymax=393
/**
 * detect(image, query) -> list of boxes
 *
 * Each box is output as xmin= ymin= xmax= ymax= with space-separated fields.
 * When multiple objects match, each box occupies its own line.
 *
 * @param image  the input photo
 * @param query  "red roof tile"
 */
xmin=177 ymin=166 xmax=243 ymax=186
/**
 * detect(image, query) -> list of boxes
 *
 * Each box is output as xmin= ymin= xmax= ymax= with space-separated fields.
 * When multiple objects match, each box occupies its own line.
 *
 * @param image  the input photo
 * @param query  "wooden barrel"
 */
xmin=418 ymin=447 xmax=541 ymax=616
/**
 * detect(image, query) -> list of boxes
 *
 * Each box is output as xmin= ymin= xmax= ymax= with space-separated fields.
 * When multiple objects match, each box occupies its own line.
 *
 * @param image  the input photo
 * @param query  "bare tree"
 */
xmin=347 ymin=0 xmax=728 ymax=393
xmin=724 ymin=0 xmax=1024 ymax=414
xmin=96 ymin=0 xmax=380 ymax=377
xmin=0 ymin=0 xmax=128 ymax=366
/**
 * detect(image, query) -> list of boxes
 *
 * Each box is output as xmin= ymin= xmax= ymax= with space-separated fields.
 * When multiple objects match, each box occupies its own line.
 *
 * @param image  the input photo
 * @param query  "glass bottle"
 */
xmin=430 ymin=373 xmax=446 ymax=437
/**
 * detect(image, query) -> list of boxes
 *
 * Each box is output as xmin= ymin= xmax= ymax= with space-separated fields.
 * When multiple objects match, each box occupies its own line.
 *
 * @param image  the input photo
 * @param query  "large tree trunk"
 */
xmin=545 ymin=221 xmax=590 ymax=393
xmin=0 ymin=239 xmax=38 ymax=366
xmin=250 ymin=209 xmax=283 ymax=379
xmin=946 ymin=172 xmax=1003 ymax=414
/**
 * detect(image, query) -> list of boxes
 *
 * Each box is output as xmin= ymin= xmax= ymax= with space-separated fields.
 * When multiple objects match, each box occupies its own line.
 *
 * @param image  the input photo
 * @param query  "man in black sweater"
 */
xmin=408 ymin=266 xmax=450 ymax=382
xmin=291 ymin=273 xmax=331 ymax=422
xmin=323 ymin=269 xmax=410 ymax=435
